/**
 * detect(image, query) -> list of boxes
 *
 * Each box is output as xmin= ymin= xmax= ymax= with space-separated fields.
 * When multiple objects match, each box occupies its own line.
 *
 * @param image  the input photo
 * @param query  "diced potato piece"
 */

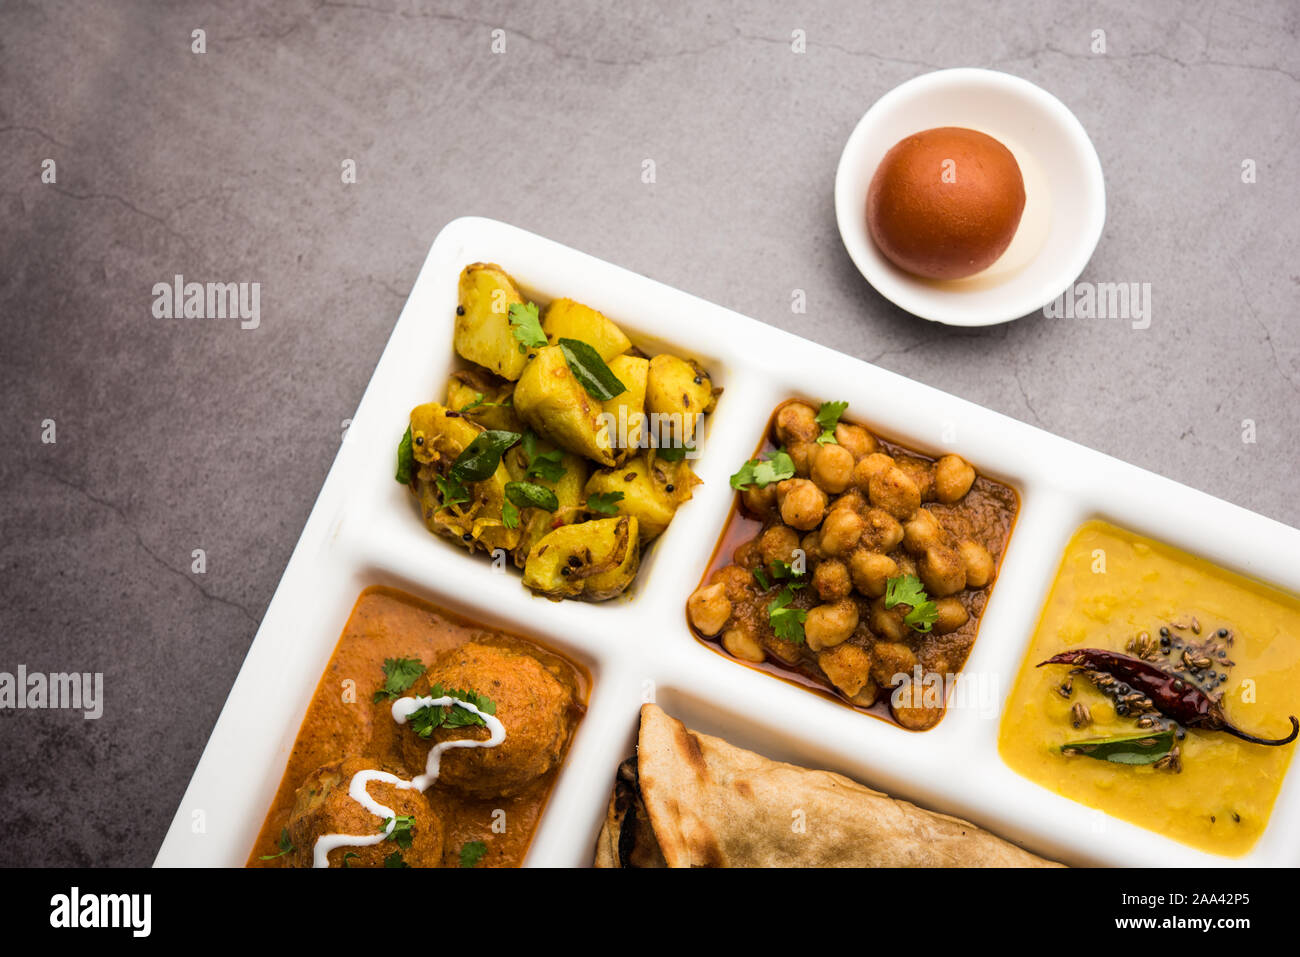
xmin=522 ymin=516 xmax=640 ymax=601
xmin=444 ymin=369 xmax=522 ymax=434
xmin=454 ymin=263 xmax=529 ymax=381
xmin=584 ymin=452 xmax=700 ymax=542
xmin=512 ymin=345 xmax=616 ymax=467
xmin=503 ymin=440 xmax=589 ymax=565
xmin=542 ymin=298 xmax=631 ymax=361
xmin=645 ymin=354 xmax=716 ymax=445
xmin=602 ymin=354 xmax=648 ymax=463
xmin=407 ymin=402 xmax=521 ymax=553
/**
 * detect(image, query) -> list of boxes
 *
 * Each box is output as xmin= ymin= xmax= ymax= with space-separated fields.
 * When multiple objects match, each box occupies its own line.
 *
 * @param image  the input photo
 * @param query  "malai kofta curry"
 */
xmin=688 ymin=399 xmax=1017 ymax=730
xmin=1000 ymin=521 xmax=1300 ymax=857
xmin=395 ymin=263 xmax=719 ymax=603
xmin=249 ymin=587 xmax=588 ymax=868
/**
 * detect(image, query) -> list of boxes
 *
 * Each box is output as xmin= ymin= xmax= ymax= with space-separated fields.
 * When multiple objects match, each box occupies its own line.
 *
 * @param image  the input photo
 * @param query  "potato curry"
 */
xmin=688 ymin=399 xmax=1017 ymax=730
xmin=249 ymin=587 xmax=588 ymax=868
xmin=396 ymin=263 xmax=719 ymax=602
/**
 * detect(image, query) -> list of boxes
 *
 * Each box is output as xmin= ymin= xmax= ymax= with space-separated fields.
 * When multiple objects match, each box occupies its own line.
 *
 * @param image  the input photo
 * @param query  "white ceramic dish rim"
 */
xmin=156 ymin=216 xmax=1300 ymax=868
xmin=834 ymin=67 xmax=1107 ymax=327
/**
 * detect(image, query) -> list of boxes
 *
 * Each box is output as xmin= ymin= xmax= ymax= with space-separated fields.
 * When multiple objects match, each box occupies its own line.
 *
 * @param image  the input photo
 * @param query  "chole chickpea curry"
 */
xmin=688 ymin=399 xmax=1018 ymax=730
xmin=396 ymin=263 xmax=719 ymax=602
xmin=249 ymin=587 xmax=588 ymax=868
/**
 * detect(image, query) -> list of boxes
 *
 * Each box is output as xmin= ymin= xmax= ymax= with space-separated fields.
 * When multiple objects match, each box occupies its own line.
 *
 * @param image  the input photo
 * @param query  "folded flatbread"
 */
xmin=595 ymin=703 xmax=1062 ymax=868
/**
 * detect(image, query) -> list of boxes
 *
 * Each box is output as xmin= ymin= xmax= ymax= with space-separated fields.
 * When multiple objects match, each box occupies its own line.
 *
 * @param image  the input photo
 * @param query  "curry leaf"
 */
xmin=558 ymin=338 xmax=626 ymax=401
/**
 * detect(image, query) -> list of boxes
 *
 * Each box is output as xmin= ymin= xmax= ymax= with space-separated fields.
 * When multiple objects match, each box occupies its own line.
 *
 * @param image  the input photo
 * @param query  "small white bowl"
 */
xmin=834 ymin=68 xmax=1106 ymax=326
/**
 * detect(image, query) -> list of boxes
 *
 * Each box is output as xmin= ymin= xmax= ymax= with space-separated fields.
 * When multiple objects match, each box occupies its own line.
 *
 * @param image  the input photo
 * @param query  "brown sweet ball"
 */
xmin=867 ymin=127 xmax=1026 ymax=280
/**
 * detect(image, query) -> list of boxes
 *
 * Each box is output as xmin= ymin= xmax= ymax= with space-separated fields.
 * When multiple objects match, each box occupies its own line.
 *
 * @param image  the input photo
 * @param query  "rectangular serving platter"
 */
xmin=156 ymin=216 xmax=1300 ymax=868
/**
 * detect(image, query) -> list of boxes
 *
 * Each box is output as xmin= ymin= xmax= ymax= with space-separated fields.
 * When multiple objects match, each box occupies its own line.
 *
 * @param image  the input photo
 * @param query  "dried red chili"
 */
xmin=1038 ymin=648 xmax=1299 ymax=746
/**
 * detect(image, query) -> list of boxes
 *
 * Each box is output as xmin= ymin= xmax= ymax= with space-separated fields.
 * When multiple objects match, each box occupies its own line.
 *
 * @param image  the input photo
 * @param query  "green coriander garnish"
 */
xmin=768 ymin=586 xmax=807 ymax=644
xmin=407 ymin=683 xmax=498 ymax=738
xmin=384 ymin=850 xmax=409 ymax=868
xmin=586 ymin=491 xmax=624 ymax=515
xmin=730 ymin=448 xmax=796 ymax=490
xmin=508 ymin=302 xmax=547 ymax=352
xmin=814 ymin=400 xmax=848 ymax=444
xmin=884 ymin=574 xmax=939 ymax=633
xmin=459 ymin=841 xmax=489 ymax=868
xmin=382 ymin=814 xmax=416 ymax=849
xmin=372 ymin=657 xmax=425 ymax=703
xmin=258 ymin=827 xmax=295 ymax=861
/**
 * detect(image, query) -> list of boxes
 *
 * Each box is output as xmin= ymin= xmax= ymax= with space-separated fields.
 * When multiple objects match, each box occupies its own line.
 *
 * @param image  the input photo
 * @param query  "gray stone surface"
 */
xmin=1 ymin=1 xmax=1296 ymax=866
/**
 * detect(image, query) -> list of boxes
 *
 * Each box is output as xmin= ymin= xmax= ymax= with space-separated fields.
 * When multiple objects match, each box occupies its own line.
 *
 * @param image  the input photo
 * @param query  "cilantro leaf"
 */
xmin=814 ymin=400 xmax=848 ymax=444
xmin=384 ymin=851 xmax=409 ymax=868
xmin=885 ymin=574 xmax=938 ymax=634
xmin=768 ymin=587 xmax=807 ymax=644
xmin=508 ymin=302 xmax=547 ymax=352
xmin=730 ymin=449 xmax=796 ymax=490
xmin=752 ymin=567 xmax=771 ymax=591
xmin=502 ymin=499 xmax=520 ymax=529
xmin=341 ymin=851 xmax=359 ymax=868
xmin=382 ymin=815 xmax=416 ymax=849
xmin=395 ymin=425 xmax=415 ymax=485
xmin=586 ymin=491 xmax=624 ymax=515
xmin=372 ymin=657 xmax=425 ymax=703
xmin=407 ymin=683 xmax=498 ymax=738
xmin=436 ymin=474 xmax=471 ymax=508
xmin=258 ymin=827 xmax=295 ymax=861
xmin=459 ymin=841 xmax=488 ymax=868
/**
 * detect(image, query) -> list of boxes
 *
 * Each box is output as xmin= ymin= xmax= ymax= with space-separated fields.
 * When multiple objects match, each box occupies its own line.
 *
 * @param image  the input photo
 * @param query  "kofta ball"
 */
xmin=400 ymin=642 xmax=574 ymax=798
xmin=286 ymin=756 xmax=444 ymax=868
xmin=867 ymin=127 xmax=1025 ymax=280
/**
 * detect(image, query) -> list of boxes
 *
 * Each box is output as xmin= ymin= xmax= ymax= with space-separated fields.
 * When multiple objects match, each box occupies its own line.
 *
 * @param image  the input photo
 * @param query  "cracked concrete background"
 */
xmin=1 ymin=1 xmax=1297 ymax=866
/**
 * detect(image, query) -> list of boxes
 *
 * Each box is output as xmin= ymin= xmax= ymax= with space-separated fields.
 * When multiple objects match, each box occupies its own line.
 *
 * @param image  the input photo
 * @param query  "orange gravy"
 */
xmin=248 ymin=586 xmax=590 ymax=868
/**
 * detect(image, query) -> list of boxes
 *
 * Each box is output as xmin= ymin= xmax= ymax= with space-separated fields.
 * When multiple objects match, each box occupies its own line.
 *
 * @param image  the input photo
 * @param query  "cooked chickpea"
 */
xmin=787 ymin=440 xmax=816 ymax=477
xmin=919 ymin=545 xmax=967 ymax=597
xmin=849 ymin=549 xmax=898 ymax=598
xmin=834 ymin=423 xmax=877 ymax=460
xmin=861 ymin=508 xmax=904 ymax=552
xmin=774 ymin=402 xmax=820 ymax=444
xmin=852 ymin=452 xmax=894 ymax=490
xmin=762 ymin=631 xmax=803 ymax=665
xmin=958 ymin=539 xmax=994 ymax=587
xmin=798 ymin=532 xmax=822 ymax=564
xmin=714 ymin=564 xmax=756 ymax=602
xmin=849 ymin=678 xmax=880 ymax=707
xmin=758 ymin=524 xmax=801 ymax=566
xmin=902 ymin=508 xmax=944 ymax=555
xmin=804 ymin=599 xmax=859 ymax=651
xmin=932 ymin=597 xmax=969 ymax=634
xmin=810 ymin=442 xmax=855 ymax=495
xmin=828 ymin=491 xmax=867 ymax=522
xmin=934 ymin=454 xmax=976 ymax=504
xmin=867 ymin=466 xmax=921 ymax=521
xmin=819 ymin=507 xmax=863 ymax=557
xmin=892 ymin=699 xmax=944 ymax=731
xmin=870 ymin=641 xmax=918 ymax=688
xmin=869 ymin=597 xmax=908 ymax=642
xmin=812 ymin=559 xmax=852 ymax=601
xmin=777 ymin=479 xmax=827 ymax=531
xmin=896 ymin=457 xmax=935 ymax=501
xmin=818 ymin=642 xmax=873 ymax=697
xmin=687 ymin=582 xmax=732 ymax=636
xmin=741 ymin=483 xmax=777 ymax=516
xmin=722 ymin=625 xmax=766 ymax=663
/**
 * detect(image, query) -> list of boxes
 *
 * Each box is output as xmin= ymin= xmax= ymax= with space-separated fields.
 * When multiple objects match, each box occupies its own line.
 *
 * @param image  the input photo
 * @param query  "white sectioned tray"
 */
xmin=156 ymin=217 xmax=1300 ymax=868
